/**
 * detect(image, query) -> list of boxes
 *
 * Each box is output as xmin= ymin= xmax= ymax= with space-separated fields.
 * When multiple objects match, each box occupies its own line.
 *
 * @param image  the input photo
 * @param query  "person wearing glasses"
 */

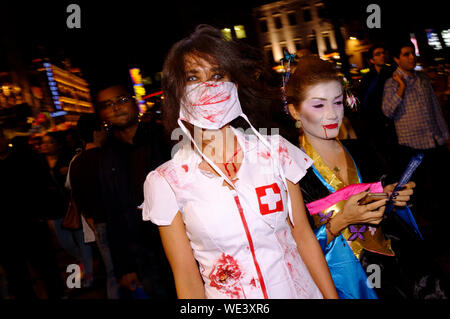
xmin=93 ymin=82 xmax=175 ymax=299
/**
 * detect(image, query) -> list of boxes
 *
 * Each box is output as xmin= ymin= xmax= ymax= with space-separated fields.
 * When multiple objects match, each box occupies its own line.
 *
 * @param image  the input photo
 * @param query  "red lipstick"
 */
xmin=323 ymin=123 xmax=338 ymax=129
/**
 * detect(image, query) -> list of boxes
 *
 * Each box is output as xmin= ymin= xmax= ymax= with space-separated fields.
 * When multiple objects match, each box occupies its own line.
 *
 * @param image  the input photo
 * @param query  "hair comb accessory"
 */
xmin=281 ymin=49 xmax=296 ymax=115
xmin=341 ymin=76 xmax=360 ymax=111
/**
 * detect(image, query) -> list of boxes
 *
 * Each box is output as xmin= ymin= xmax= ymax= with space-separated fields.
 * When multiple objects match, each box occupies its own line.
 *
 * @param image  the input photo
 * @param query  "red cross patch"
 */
xmin=255 ymin=183 xmax=284 ymax=215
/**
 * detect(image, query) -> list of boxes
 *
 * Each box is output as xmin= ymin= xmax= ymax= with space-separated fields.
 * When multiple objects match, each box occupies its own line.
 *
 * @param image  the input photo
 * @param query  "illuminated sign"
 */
xmin=50 ymin=110 xmax=68 ymax=117
xmin=426 ymin=29 xmax=443 ymax=50
xmin=129 ymin=68 xmax=146 ymax=113
xmin=43 ymin=62 xmax=62 ymax=110
xmin=409 ymin=33 xmax=420 ymax=56
xmin=441 ymin=29 xmax=450 ymax=48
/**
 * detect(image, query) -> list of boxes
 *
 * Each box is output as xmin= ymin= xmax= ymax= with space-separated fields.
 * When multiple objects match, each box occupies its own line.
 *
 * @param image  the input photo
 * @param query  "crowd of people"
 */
xmin=0 ymin=25 xmax=449 ymax=300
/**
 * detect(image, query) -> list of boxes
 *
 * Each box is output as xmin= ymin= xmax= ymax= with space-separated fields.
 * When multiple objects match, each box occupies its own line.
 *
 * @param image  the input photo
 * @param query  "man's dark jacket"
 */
xmin=99 ymin=121 xmax=170 ymax=280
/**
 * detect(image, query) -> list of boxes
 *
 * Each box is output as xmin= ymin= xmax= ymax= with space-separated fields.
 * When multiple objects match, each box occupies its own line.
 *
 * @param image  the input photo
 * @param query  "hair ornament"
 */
xmin=281 ymin=49 xmax=296 ymax=115
xmin=341 ymin=76 xmax=359 ymax=111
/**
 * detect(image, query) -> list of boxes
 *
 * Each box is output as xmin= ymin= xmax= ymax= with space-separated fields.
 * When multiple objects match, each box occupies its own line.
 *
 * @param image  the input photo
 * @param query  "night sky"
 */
xmin=3 ymin=1 xmax=272 ymax=85
xmin=3 ymin=0 xmax=448 ymax=90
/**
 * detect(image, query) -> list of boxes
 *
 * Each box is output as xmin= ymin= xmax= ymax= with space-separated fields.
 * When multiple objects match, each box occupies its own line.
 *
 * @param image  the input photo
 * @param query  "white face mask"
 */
xmin=179 ymin=81 xmax=242 ymax=130
xmin=176 ymin=81 xmax=295 ymax=226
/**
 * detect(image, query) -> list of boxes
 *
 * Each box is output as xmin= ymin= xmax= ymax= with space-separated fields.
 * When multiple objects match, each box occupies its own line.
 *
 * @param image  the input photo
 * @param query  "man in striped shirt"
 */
xmin=382 ymin=40 xmax=449 ymax=230
xmin=382 ymin=42 xmax=449 ymax=150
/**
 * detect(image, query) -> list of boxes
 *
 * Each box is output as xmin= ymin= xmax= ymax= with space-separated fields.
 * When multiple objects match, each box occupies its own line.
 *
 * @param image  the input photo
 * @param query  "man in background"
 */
xmin=69 ymin=113 xmax=120 ymax=298
xmin=93 ymin=82 xmax=175 ymax=299
xmin=382 ymin=40 xmax=450 ymax=232
xmin=359 ymin=44 xmax=397 ymax=166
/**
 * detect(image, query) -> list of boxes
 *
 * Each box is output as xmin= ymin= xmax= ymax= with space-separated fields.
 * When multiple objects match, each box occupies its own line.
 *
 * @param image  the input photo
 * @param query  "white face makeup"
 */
xmin=297 ymin=80 xmax=344 ymax=141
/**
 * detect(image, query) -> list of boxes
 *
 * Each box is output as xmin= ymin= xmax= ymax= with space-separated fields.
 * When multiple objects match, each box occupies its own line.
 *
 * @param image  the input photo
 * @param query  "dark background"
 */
xmin=3 ymin=0 xmax=449 ymax=87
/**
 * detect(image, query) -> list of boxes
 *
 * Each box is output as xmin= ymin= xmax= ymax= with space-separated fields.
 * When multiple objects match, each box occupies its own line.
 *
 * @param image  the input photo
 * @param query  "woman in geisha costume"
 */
xmin=141 ymin=25 xmax=338 ymax=299
xmin=284 ymin=55 xmax=425 ymax=299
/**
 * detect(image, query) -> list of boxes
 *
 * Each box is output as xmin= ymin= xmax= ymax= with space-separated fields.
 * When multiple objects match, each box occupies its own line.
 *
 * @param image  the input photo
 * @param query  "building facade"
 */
xmin=253 ymin=0 xmax=338 ymax=63
xmin=33 ymin=59 xmax=94 ymax=125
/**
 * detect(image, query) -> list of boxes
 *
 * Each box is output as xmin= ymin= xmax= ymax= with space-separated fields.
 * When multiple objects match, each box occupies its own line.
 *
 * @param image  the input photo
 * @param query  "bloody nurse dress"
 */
xmin=142 ymin=127 xmax=323 ymax=299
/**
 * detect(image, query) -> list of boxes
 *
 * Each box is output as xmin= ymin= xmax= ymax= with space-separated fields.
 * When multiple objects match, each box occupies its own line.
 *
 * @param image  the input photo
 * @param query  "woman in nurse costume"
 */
xmin=142 ymin=25 xmax=338 ymax=299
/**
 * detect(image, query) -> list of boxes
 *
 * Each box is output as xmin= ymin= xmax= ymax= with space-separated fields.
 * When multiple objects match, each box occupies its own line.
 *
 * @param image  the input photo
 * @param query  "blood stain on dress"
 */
xmin=223 ymin=163 xmax=232 ymax=177
xmin=209 ymin=253 xmax=244 ymax=298
xmin=249 ymin=278 xmax=259 ymax=288
xmin=182 ymin=164 xmax=189 ymax=172
xmin=275 ymin=229 xmax=307 ymax=295
xmin=258 ymin=150 xmax=271 ymax=160
xmin=286 ymin=262 xmax=293 ymax=274
xmin=157 ymin=164 xmax=181 ymax=187
xmin=277 ymin=142 xmax=292 ymax=166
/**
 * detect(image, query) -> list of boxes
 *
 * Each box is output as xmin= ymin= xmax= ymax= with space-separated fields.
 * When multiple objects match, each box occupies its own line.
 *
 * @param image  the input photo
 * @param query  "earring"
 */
xmin=103 ymin=121 xmax=111 ymax=132
xmin=295 ymin=120 xmax=302 ymax=129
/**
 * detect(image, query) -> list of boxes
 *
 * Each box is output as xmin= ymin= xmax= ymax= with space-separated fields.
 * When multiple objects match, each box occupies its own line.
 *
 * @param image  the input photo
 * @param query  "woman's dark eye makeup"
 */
xmin=311 ymin=98 xmax=342 ymax=108
xmin=186 ymin=65 xmax=226 ymax=83
xmin=186 ymin=73 xmax=224 ymax=82
xmin=187 ymin=74 xmax=224 ymax=82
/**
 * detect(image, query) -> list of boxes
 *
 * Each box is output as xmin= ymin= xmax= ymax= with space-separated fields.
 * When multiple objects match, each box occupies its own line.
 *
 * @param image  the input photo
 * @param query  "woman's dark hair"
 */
xmin=286 ymin=55 xmax=340 ymax=110
xmin=161 ymin=24 xmax=281 ymax=140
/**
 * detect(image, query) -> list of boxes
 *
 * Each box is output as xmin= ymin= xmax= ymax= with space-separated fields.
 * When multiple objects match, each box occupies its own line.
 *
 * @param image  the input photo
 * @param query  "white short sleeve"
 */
xmin=271 ymin=135 xmax=313 ymax=184
xmin=142 ymin=170 xmax=179 ymax=226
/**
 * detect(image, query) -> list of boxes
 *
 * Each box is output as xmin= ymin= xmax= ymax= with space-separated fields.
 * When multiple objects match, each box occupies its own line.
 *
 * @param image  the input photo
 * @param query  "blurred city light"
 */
xmin=234 ymin=25 xmax=247 ymax=39
xmin=441 ymin=29 xmax=450 ymax=48
xmin=129 ymin=68 xmax=147 ymax=113
xmin=426 ymin=29 xmax=443 ymax=50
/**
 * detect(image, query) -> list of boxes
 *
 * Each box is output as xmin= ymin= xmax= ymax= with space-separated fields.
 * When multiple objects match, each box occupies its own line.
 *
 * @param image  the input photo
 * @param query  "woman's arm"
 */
xmin=325 ymin=191 xmax=386 ymax=245
xmin=287 ymin=180 xmax=338 ymax=299
xmin=158 ymin=211 xmax=205 ymax=299
xmin=325 ymin=181 xmax=416 ymax=244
